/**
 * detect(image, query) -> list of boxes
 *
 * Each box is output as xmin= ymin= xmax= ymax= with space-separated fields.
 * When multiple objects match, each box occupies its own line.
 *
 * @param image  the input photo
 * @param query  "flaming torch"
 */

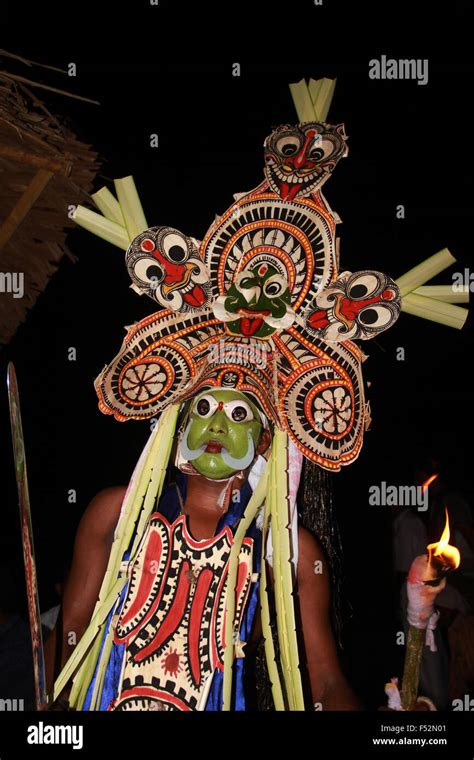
xmin=400 ymin=508 xmax=460 ymax=710
xmin=421 ymin=473 xmax=439 ymax=492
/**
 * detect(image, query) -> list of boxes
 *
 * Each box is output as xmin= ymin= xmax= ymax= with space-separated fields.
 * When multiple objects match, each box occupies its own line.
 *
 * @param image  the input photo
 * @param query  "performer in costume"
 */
xmin=85 ymin=388 xmax=273 ymax=711
xmin=45 ymin=80 xmax=467 ymax=711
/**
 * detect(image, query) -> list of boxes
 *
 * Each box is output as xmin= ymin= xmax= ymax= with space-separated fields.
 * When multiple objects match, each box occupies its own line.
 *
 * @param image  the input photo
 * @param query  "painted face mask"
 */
xmin=179 ymin=389 xmax=264 ymax=479
xmin=264 ymin=121 xmax=348 ymax=200
xmin=306 ymin=271 xmax=401 ymax=341
xmin=126 ymin=226 xmax=211 ymax=311
xmin=212 ymin=262 xmax=295 ymax=338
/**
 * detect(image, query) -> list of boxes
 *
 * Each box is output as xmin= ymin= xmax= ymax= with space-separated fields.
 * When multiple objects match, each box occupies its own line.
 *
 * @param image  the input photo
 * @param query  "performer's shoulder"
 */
xmin=77 ymin=486 xmax=128 ymax=543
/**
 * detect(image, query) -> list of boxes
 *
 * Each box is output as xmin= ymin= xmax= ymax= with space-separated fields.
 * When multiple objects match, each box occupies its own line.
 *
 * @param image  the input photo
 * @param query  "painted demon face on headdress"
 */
xmin=264 ymin=122 xmax=348 ymax=200
xmin=212 ymin=262 xmax=294 ymax=338
xmin=126 ymin=226 xmax=211 ymax=311
xmin=306 ymin=271 xmax=401 ymax=341
xmin=178 ymin=388 xmax=263 ymax=479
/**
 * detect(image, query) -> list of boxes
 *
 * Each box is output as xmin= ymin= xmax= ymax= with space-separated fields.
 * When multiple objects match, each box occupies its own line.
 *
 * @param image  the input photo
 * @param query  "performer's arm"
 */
xmin=295 ymin=525 xmax=361 ymax=710
xmin=44 ymin=486 xmax=127 ymax=699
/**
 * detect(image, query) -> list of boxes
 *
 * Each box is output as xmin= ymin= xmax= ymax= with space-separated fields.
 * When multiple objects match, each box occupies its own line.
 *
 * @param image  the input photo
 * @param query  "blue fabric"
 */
xmin=83 ymin=472 xmax=261 ymax=711
xmin=82 ymin=583 xmax=127 ymax=711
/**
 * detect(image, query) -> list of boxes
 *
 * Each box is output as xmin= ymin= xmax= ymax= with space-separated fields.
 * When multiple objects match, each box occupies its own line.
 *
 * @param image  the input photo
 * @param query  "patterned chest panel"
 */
xmin=111 ymin=513 xmax=254 ymax=711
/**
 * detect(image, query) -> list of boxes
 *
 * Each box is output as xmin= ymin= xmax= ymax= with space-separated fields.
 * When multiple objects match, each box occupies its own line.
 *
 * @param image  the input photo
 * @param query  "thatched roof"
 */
xmin=0 ymin=50 xmax=101 ymax=345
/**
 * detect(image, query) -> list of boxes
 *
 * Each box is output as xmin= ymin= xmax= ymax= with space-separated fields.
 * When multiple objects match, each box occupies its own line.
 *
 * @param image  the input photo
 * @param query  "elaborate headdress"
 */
xmin=76 ymin=126 xmax=403 ymax=472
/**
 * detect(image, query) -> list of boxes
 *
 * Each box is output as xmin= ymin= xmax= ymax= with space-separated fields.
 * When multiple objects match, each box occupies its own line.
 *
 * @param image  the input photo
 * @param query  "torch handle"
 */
xmin=401 ymin=625 xmax=426 ymax=710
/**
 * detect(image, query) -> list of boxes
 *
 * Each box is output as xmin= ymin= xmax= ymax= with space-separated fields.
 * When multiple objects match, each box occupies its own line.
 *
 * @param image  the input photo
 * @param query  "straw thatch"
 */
xmin=0 ymin=51 xmax=100 ymax=345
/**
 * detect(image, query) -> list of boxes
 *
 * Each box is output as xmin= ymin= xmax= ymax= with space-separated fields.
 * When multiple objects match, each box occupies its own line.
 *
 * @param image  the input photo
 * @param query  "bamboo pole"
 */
xmin=413 ymin=285 xmax=469 ymax=304
xmin=259 ymin=512 xmax=285 ymax=710
xmin=92 ymin=187 xmax=125 ymax=225
xmin=401 ymin=293 xmax=468 ymax=329
xmin=401 ymin=626 xmax=425 ymax=710
xmin=114 ymin=177 xmax=147 ymax=241
xmin=0 ymin=168 xmax=54 ymax=250
xmin=222 ymin=464 xmax=269 ymax=710
xmin=72 ymin=205 xmax=129 ymax=250
xmin=289 ymin=79 xmax=316 ymax=123
xmin=1 ymin=71 xmax=101 ymax=105
xmin=0 ymin=143 xmax=73 ymax=176
xmin=289 ymin=78 xmax=336 ymax=124
xmin=274 ymin=430 xmax=305 ymax=709
xmin=395 ymin=249 xmax=456 ymax=297
xmin=308 ymin=78 xmax=336 ymax=122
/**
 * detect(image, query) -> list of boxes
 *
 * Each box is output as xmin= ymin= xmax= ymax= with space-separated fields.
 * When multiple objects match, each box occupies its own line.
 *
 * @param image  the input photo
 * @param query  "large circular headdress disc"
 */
xmin=202 ymin=184 xmax=337 ymax=315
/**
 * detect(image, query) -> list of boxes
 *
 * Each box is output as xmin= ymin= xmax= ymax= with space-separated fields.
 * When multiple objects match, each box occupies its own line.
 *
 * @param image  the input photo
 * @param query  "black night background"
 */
xmin=1 ymin=4 xmax=473 ymax=732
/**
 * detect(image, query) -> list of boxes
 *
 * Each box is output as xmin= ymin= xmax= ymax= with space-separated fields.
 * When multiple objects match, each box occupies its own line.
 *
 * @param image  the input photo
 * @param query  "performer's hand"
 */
xmin=379 ymin=696 xmax=435 ymax=712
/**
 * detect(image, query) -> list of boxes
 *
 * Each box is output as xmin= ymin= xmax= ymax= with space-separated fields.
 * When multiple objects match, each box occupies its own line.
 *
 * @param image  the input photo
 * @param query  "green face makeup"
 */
xmin=180 ymin=389 xmax=264 ymax=479
xmin=223 ymin=263 xmax=292 ymax=338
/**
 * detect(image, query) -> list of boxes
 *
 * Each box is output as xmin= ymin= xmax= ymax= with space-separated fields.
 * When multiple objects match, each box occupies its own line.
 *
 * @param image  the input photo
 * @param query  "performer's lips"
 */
xmin=205 ymin=440 xmax=223 ymax=453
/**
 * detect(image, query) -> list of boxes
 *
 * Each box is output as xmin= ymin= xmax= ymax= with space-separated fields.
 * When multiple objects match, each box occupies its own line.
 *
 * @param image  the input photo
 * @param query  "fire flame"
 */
xmin=427 ymin=508 xmax=461 ymax=571
xmin=422 ymin=473 xmax=439 ymax=491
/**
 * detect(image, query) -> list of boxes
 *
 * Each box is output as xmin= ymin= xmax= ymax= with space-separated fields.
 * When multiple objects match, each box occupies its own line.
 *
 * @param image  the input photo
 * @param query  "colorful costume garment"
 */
xmin=82 ymin=473 xmax=261 ymax=711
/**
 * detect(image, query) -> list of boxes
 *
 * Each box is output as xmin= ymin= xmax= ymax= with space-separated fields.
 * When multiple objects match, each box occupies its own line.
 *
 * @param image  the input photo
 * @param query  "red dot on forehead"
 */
xmin=307 ymin=130 xmax=317 ymax=138
xmin=382 ymin=288 xmax=394 ymax=300
xmin=141 ymin=238 xmax=155 ymax=252
xmin=258 ymin=264 xmax=267 ymax=276
xmin=218 ymin=401 xmax=224 ymax=410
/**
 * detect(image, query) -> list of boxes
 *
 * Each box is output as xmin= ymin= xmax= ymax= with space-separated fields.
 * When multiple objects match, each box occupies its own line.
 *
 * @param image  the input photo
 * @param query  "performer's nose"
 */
xmin=209 ymin=413 xmax=227 ymax=434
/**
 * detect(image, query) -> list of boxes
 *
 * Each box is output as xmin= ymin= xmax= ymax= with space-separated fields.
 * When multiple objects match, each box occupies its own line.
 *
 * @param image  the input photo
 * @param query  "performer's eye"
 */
xmin=196 ymin=399 xmax=210 ymax=416
xmin=163 ymin=233 xmax=188 ymax=263
xmin=358 ymin=304 xmax=393 ymax=328
xmin=224 ymin=400 xmax=254 ymax=423
xmin=263 ymin=275 xmax=287 ymax=298
xmin=276 ymin=136 xmax=300 ymax=156
xmin=194 ymin=395 xmax=216 ymax=418
xmin=348 ymin=274 xmax=380 ymax=299
xmin=133 ymin=258 xmax=165 ymax=286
